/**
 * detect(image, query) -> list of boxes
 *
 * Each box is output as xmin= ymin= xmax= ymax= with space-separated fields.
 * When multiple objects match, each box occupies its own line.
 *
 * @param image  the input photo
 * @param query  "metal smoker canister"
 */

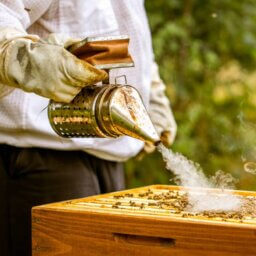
xmin=48 ymin=84 xmax=160 ymax=144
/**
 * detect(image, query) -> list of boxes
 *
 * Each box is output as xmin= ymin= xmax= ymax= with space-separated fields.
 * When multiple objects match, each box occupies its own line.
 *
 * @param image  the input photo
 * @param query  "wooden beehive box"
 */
xmin=32 ymin=185 xmax=256 ymax=256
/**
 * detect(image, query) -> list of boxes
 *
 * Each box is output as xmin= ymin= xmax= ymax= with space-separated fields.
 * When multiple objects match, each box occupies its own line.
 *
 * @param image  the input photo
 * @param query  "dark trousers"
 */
xmin=0 ymin=145 xmax=124 ymax=256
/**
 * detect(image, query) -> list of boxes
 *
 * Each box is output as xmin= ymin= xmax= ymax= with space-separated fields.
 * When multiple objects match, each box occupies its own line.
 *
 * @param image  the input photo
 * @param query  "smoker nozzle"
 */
xmin=100 ymin=85 xmax=160 ymax=144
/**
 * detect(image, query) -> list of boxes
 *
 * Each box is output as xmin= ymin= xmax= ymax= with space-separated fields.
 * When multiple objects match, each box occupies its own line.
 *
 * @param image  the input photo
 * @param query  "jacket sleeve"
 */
xmin=0 ymin=0 xmax=53 ymax=98
xmin=148 ymin=61 xmax=177 ymax=144
xmin=0 ymin=0 xmax=53 ymax=31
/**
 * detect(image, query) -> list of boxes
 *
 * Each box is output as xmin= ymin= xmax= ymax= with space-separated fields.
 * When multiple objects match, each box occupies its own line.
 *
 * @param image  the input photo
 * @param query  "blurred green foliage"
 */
xmin=125 ymin=0 xmax=256 ymax=190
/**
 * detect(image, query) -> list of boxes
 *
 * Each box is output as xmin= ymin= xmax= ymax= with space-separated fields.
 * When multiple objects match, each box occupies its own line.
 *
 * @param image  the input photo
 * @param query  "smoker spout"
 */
xmin=107 ymin=85 xmax=160 ymax=144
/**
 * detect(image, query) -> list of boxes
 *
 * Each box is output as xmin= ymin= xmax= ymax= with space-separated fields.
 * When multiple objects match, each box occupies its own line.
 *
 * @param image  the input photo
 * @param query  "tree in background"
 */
xmin=125 ymin=0 xmax=256 ymax=190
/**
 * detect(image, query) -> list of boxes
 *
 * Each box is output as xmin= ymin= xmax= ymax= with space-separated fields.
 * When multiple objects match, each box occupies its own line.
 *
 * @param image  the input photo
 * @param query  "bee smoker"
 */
xmin=48 ymin=36 xmax=160 ymax=145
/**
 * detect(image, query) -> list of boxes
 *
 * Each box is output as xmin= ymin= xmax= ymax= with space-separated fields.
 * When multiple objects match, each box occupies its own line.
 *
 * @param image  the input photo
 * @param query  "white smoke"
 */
xmin=157 ymin=143 xmax=241 ymax=212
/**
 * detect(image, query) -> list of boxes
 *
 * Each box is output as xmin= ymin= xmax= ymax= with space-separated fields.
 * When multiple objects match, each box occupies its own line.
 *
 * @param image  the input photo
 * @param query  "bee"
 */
xmin=125 ymin=193 xmax=134 ymax=198
xmin=129 ymin=201 xmax=136 ymax=207
xmin=112 ymin=202 xmax=121 ymax=209
xmin=113 ymin=195 xmax=124 ymax=199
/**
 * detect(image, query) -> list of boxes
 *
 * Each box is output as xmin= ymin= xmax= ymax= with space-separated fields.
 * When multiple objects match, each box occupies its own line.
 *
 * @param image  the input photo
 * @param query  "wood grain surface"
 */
xmin=32 ymin=185 xmax=256 ymax=256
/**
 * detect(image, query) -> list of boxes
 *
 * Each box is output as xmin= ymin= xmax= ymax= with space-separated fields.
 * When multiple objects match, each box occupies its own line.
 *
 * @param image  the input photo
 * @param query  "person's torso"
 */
xmin=0 ymin=0 xmax=153 ymax=161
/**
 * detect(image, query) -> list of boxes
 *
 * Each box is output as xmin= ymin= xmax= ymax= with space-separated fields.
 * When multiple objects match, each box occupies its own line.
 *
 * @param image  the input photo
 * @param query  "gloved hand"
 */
xmin=137 ymin=62 xmax=177 ymax=160
xmin=0 ymin=27 xmax=107 ymax=102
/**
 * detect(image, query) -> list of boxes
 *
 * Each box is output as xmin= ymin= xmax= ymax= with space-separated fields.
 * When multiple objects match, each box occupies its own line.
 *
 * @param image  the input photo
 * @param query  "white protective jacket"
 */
xmin=0 ymin=0 xmax=175 ymax=161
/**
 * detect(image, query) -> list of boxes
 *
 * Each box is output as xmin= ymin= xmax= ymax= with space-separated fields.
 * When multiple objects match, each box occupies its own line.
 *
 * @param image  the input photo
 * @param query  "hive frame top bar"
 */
xmin=33 ymin=185 xmax=256 ymax=229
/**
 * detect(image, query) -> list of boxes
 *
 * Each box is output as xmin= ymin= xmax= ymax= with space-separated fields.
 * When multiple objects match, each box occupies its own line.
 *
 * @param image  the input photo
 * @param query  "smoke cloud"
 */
xmin=157 ymin=143 xmax=241 ymax=212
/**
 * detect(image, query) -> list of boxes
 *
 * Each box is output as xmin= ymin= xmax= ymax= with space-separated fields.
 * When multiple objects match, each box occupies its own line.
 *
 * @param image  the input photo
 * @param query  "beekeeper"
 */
xmin=0 ymin=1 xmax=177 ymax=255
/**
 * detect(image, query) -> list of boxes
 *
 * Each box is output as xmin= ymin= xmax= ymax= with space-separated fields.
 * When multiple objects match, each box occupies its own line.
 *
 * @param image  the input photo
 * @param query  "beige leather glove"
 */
xmin=0 ymin=27 xmax=107 ymax=102
xmin=137 ymin=62 xmax=177 ymax=160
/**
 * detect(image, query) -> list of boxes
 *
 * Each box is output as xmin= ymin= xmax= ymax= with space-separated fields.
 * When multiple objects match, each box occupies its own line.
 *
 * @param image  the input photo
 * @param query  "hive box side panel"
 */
xmin=32 ymin=208 xmax=256 ymax=256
